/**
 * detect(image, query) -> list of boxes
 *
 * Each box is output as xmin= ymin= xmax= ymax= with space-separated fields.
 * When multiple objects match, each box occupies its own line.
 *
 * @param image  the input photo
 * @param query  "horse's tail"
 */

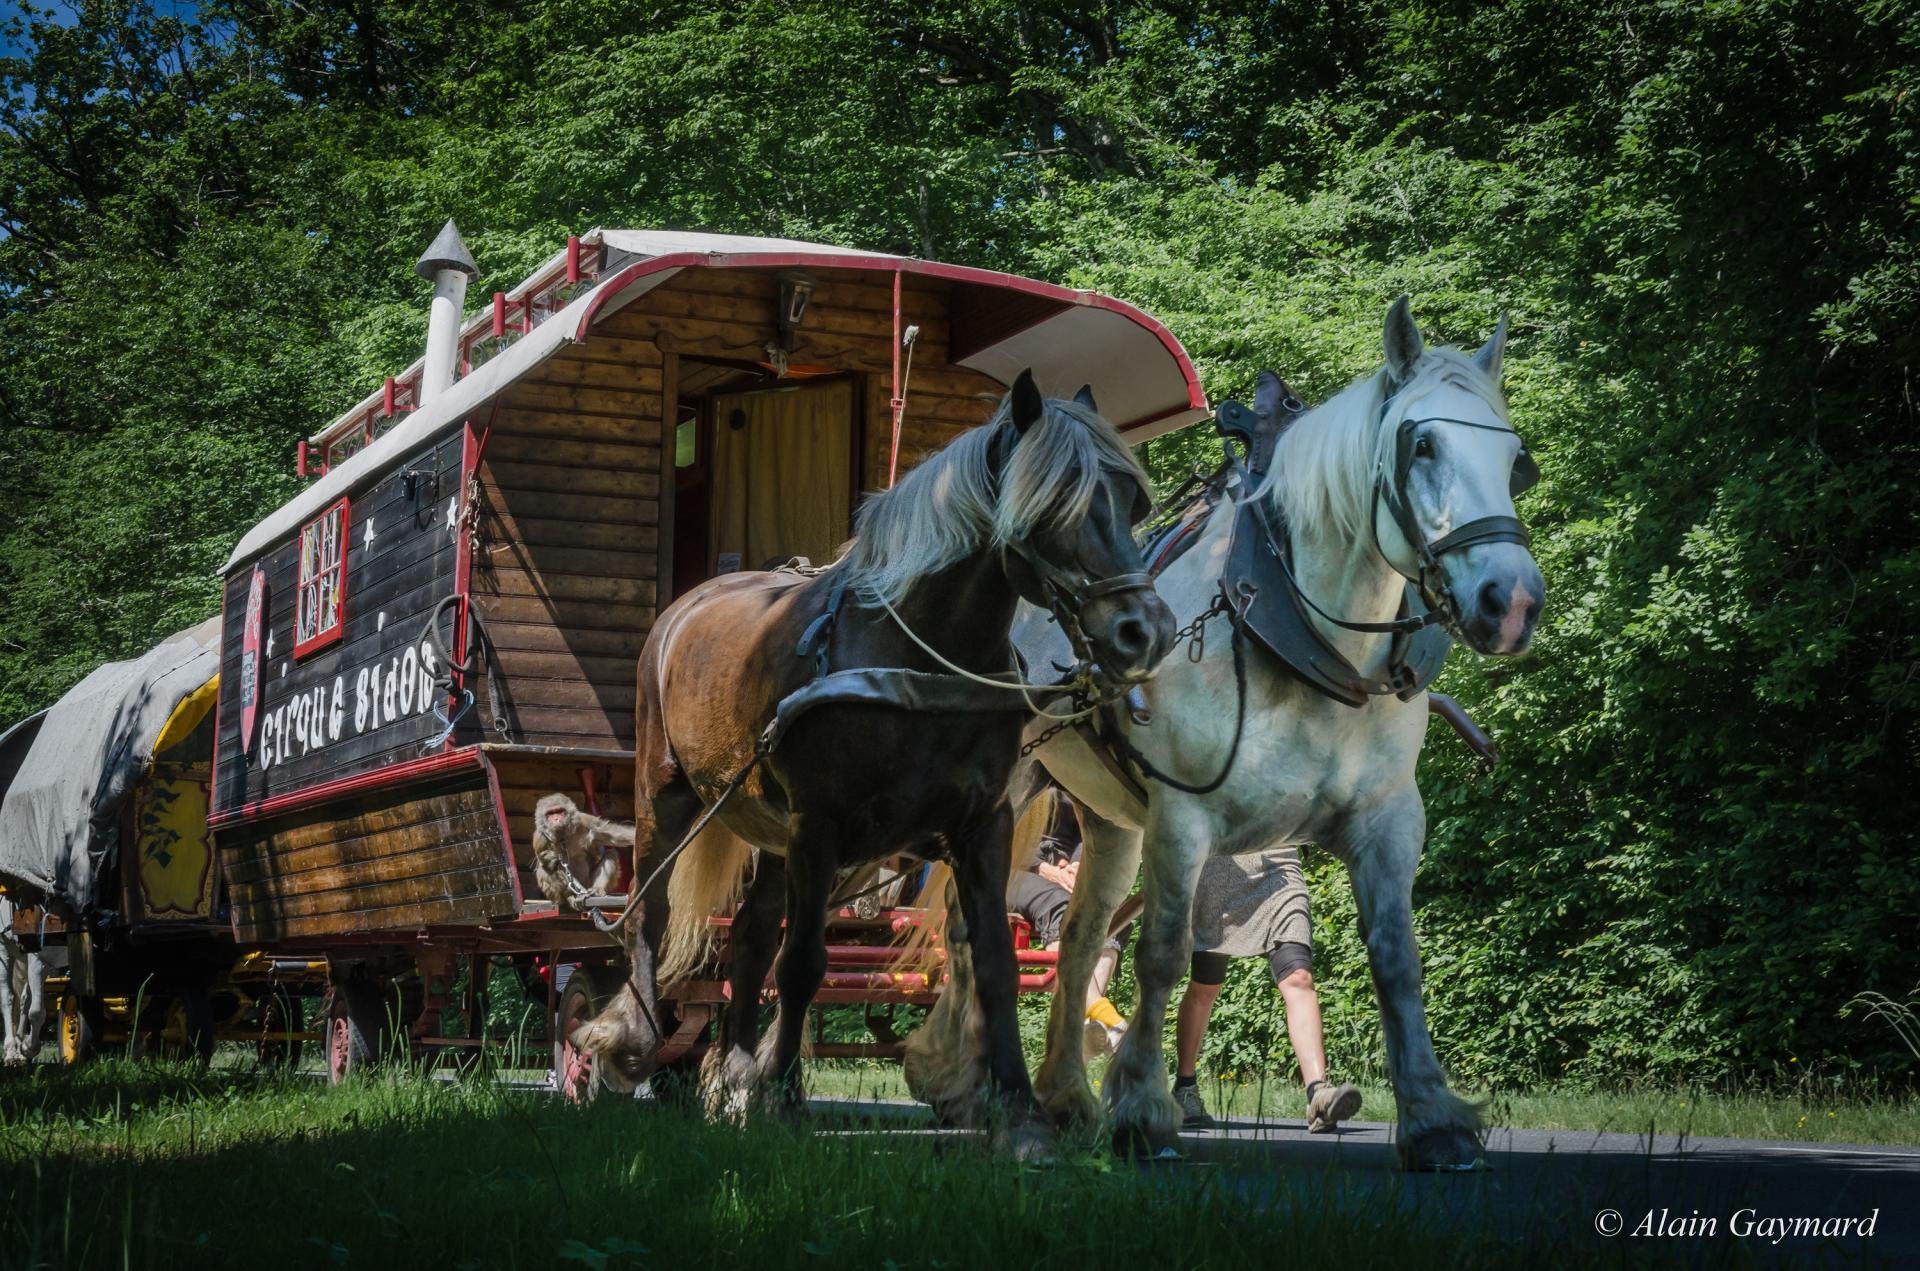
xmin=656 ymin=821 xmax=755 ymax=987
xmin=895 ymin=789 xmax=1052 ymax=972
xmin=900 ymin=790 xmax=1052 ymax=1123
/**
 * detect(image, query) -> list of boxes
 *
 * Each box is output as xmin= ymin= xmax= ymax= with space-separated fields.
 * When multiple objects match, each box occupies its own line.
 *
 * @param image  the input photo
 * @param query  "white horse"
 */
xmin=909 ymin=298 xmax=1543 ymax=1169
xmin=0 ymin=896 xmax=48 ymax=1066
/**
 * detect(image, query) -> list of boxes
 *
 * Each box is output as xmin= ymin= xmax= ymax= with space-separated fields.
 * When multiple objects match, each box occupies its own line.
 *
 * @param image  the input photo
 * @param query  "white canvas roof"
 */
xmin=224 ymin=230 xmax=1206 ymax=572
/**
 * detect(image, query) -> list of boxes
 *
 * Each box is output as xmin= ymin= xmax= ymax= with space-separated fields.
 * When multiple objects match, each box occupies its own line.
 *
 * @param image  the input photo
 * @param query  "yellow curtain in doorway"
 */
xmin=710 ymin=379 xmax=853 ymax=572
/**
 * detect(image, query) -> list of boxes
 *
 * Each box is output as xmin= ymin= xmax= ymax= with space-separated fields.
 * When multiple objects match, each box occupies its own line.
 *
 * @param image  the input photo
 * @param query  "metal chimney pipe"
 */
xmin=415 ymin=220 xmax=479 ymax=406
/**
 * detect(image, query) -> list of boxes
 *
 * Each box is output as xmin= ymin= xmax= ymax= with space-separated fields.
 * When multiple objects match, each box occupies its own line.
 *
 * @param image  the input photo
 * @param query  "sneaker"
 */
xmin=1306 ymin=1080 xmax=1362 ymax=1133
xmin=1082 ymin=1018 xmax=1127 ymax=1059
xmin=1173 ymin=1080 xmax=1216 ymax=1130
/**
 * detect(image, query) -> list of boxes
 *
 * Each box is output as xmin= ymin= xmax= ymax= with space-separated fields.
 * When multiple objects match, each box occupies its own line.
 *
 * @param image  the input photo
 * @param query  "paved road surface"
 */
xmin=809 ymin=1097 xmax=1917 ymax=1268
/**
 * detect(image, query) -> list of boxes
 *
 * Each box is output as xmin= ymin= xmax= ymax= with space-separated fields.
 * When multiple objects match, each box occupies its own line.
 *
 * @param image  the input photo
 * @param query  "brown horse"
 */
xmin=577 ymin=372 xmax=1174 ymax=1156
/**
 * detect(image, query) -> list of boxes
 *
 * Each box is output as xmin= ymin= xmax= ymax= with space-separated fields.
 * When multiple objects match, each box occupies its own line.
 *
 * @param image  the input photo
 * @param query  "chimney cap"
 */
xmin=415 ymin=219 xmax=478 ymax=281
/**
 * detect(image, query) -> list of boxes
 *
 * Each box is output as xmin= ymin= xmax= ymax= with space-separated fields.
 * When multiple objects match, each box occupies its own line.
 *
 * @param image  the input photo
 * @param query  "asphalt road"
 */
xmin=809 ymin=1098 xmax=1918 ymax=1269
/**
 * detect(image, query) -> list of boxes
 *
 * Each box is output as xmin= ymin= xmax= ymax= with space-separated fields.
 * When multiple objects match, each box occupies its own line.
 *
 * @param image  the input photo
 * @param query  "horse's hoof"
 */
xmin=1111 ymin=1123 xmax=1182 ymax=1161
xmin=1401 ymin=1126 xmax=1485 ymax=1172
xmin=1000 ymin=1120 xmax=1057 ymax=1166
xmin=1038 ymin=1086 xmax=1101 ymax=1132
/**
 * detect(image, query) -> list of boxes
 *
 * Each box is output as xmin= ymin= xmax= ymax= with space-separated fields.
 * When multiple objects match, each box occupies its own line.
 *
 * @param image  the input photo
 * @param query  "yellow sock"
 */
xmin=1086 ymin=997 xmax=1124 ymax=1029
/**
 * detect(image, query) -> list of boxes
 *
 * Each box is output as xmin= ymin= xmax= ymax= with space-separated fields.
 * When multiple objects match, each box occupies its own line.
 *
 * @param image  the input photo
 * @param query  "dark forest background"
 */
xmin=2 ymin=0 xmax=1914 ymax=1088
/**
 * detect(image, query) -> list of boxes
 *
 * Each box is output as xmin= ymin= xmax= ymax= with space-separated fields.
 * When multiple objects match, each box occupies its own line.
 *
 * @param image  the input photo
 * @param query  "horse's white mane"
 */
xmin=1262 ymin=346 xmax=1507 ymax=542
xmin=837 ymin=396 xmax=1148 ymax=605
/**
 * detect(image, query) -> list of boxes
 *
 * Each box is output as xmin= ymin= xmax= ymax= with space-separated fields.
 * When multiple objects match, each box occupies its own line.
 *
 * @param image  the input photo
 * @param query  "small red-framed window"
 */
xmin=293 ymin=496 xmax=351 ymax=658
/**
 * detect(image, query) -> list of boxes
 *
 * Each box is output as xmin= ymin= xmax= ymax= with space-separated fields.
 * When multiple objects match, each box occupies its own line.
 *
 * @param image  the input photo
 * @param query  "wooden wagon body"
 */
xmin=14 ymin=228 xmax=1206 ymax=1080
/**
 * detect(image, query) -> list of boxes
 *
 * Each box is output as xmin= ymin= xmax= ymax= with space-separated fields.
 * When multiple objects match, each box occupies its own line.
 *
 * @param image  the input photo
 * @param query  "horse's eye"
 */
xmin=1413 ymin=435 xmax=1434 ymax=458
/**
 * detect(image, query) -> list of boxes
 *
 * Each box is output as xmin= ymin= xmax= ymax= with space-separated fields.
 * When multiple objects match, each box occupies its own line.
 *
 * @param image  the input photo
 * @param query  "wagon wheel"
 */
xmin=554 ymin=966 xmax=607 ymax=1103
xmin=257 ymin=990 xmax=304 ymax=1068
xmin=57 ymin=992 xmax=105 ymax=1067
xmin=326 ymin=981 xmax=391 ymax=1084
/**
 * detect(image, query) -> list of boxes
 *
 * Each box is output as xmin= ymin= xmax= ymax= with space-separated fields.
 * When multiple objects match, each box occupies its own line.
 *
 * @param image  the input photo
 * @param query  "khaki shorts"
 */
xmin=1189 ymin=847 xmax=1312 ymax=958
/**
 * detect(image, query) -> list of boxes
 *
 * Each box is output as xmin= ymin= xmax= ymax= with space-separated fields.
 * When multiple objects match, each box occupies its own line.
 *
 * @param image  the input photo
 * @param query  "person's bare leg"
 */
xmin=1174 ymin=979 xmax=1222 ymax=1079
xmin=1275 ymin=967 xmax=1327 ymax=1086
xmin=1085 ymin=946 xmax=1119 ymax=1008
xmin=1279 ymin=965 xmax=1362 ymax=1132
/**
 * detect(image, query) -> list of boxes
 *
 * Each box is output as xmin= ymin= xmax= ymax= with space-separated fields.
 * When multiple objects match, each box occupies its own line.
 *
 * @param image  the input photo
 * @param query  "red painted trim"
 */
xmin=291 ymin=496 xmax=351 ymax=659
xmin=888 ymin=268 xmax=904 ymax=487
xmin=383 ymin=377 xmax=397 ymax=416
xmin=492 ymin=292 xmax=507 ymax=338
xmin=297 ymin=439 xmax=310 ymax=478
xmin=571 ymin=251 xmax=1208 ymax=428
xmin=207 ymin=747 xmax=483 ymax=828
xmin=566 ymin=236 xmax=582 ymax=284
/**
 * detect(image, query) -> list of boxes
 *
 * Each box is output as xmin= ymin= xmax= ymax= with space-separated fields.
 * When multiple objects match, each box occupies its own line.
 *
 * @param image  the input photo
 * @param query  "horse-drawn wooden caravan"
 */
xmin=1 ymin=225 xmax=1205 ymax=1086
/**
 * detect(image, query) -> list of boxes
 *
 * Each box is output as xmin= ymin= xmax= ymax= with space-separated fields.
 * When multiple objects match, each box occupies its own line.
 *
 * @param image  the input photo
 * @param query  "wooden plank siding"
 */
xmin=223 ymin=772 xmax=516 ymax=942
xmin=468 ymin=336 xmax=665 ymax=751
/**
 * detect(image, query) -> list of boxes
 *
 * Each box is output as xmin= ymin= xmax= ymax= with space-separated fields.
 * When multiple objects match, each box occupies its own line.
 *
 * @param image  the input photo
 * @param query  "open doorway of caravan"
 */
xmin=670 ymin=364 xmax=858 ymax=599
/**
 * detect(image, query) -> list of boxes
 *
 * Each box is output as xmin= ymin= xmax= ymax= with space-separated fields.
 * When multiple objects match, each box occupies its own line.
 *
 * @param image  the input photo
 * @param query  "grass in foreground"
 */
xmin=805 ymin=1061 xmax=1920 ymax=1147
xmin=0 ymin=1061 xmax=1763 ymax=1271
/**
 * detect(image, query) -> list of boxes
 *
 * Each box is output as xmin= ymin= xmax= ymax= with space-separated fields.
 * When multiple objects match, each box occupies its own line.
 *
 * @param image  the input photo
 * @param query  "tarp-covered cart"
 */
xmin=0 ymin=619 xmax=323 ymax=1063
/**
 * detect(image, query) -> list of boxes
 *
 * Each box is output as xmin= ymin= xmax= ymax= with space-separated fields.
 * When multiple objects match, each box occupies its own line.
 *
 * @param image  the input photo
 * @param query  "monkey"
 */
xmin=531 ymin=793 xmax=632 ymax=912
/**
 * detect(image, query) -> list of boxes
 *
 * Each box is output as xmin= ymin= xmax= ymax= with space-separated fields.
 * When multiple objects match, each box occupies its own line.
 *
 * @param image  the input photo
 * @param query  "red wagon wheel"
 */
xmin=325 ymin=981 xmax=390 ymax=1084
xmin=554 ymin=966 xmax=606 ymax=1103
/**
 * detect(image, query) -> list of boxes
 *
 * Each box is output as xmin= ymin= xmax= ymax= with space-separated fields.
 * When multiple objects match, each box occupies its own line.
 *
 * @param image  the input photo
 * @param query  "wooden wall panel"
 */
xmin=471 ymin=340 xmax=663 ymax=751
xmin=220 ymin=774 xmax=515 ymax=942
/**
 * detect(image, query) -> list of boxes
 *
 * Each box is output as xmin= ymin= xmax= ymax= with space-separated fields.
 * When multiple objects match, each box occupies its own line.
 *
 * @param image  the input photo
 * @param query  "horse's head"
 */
xmin=995 ymin=371 xmax=1176 ymax=685
xmin=1375 ymin=298 xmax=1545 ymax=655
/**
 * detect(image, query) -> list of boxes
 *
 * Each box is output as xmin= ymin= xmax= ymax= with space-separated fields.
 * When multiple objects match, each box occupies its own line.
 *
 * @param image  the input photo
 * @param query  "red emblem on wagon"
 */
xmin=238 ymin=565 xmax=266 ymax=755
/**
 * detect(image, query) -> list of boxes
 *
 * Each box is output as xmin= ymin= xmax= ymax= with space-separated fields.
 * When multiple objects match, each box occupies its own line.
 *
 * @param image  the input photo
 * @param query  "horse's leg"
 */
xmin=21 ymin=951 xmax=45 ymax=1063
xmin=577 ymin=775 xmax=701 ymax=1091
xmin=702 ymin=852 xmax=786 ymax=1121
xmin=1103 ymin=803 xmax=1209 ymax=1158
xmin=952 ymin=802 xmax=1053 ymax=1161
xmin=1339 ymin=789 xmax=1482 ymax=1170
xmin=1034 ymin=807 xmax=1142 ymax=1130
xmin=0 ymin=934 xmax=18 ymax=1066
xmin=756 ymin=815 xmax=837 ymax=1114
xmin=900 ymin=871 xmax=989 ymax=1125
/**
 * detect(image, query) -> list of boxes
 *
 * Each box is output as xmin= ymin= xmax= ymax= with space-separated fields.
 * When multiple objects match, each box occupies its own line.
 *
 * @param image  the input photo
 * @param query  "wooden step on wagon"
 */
xmin=1 ymin=226 xmax=1205 ymax=1089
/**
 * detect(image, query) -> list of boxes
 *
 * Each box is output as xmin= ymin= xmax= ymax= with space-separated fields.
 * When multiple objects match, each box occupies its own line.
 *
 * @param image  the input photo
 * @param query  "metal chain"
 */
xmin=1018 ymin=594 xmax=1230 ymax=760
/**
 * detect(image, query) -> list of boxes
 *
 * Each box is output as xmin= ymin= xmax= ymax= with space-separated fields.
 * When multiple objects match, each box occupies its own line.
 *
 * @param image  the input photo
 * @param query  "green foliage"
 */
xmin=2 ymin=0 xmax=1914 ymax=1087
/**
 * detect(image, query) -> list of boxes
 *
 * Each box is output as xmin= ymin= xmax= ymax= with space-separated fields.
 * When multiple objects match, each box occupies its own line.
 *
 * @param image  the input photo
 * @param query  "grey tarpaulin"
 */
xmin=0 ymin=618 xmax=220 ymax=912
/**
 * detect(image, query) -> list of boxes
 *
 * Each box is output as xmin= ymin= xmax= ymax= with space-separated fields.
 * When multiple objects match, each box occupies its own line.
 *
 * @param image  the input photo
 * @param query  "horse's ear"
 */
xmin=1253 ymin=370 xmax=1288 ymax=419
xmin=1010 ymin=368 xmax=1044 ymax=434
xmin=1474 ymin=311 xmax=1509 ymax=380
xmin=1383 ymin=295 xmax=1425 ymax=386
xmin=1072 ymin=383 xmax=1098 ymax=411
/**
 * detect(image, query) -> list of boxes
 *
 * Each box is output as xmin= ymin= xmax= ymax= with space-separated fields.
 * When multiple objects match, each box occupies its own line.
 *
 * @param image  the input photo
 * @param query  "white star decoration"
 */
xmin=377 ymin=612 xmax=387 ymax=632
xmin=266 ymin=628 xmax=275 ymax=657
xmin=445 ymin=497 xmax=458 ymax=532
xmin=279 ymin=663 xmax=287 ymax=678
xmin=362 ymin=516 xmax=377 ymax=553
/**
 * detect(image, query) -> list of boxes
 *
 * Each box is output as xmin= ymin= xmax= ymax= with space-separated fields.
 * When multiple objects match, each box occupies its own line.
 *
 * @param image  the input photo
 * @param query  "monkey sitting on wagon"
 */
xmin=531 ymin=793 xmax=633 ymax=912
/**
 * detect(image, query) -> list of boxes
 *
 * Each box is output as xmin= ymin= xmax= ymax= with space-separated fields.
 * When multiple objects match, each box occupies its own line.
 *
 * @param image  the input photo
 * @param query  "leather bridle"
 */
xmin=1294 ymin=401 xmax=1538 ymax=646
xmin=1373 ymin=407 xmax=1537 ymax=632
